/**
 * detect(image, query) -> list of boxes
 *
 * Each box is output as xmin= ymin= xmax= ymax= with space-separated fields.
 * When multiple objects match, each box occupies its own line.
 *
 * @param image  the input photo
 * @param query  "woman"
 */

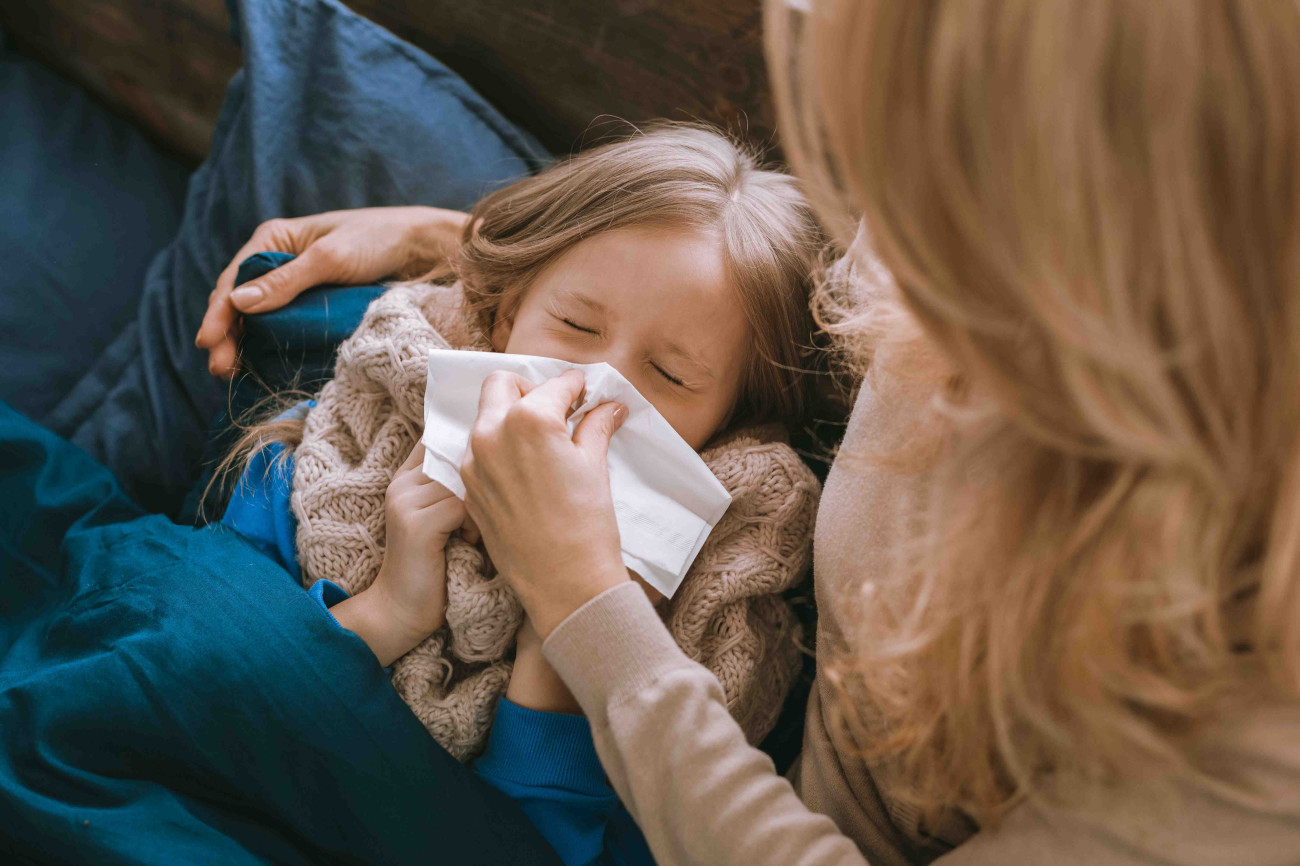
xmin=197 ymin=1 xmax=1300 ymax=862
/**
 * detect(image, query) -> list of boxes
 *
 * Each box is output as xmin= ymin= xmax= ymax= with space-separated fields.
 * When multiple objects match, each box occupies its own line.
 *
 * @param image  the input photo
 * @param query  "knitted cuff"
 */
xmin=307 ymin=578 xmax=350 ymax=630
xmin=473 ymin=698 xmax=611 ymax=796
xmin=542 ymin=582 xmax=700 ymax=729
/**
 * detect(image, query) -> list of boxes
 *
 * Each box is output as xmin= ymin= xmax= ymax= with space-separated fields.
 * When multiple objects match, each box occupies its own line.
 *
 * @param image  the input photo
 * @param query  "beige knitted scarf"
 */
xmin=291 ymin=282 xmax=820 ymax=760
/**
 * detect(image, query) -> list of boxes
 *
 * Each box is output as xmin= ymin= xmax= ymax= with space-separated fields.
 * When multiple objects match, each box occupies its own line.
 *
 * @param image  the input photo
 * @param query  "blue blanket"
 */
xmin=0 ymin=400 xmax=559 ymax=864
xmin=4 ymin=0 xmax=548 ymax=518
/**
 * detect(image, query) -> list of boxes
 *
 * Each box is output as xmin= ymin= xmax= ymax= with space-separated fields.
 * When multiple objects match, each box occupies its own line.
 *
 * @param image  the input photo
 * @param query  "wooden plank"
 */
xmin=1 ymin=0 xmax=240 ymax=163
xmin=0 ymin=0 xmax=774 ymax=164
xmin=341 ymin=0 xmax=776 ymax=155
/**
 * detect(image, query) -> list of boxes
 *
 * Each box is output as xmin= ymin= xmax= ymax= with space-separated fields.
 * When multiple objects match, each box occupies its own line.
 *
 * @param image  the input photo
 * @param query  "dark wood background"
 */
xmin=0 ymin=0 xmax=776 ymax=165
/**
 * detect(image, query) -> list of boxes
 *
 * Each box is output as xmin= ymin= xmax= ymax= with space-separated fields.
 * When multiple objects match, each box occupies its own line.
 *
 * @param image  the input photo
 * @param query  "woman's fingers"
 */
xmin=466 ymin=370 xmax=590 ymax=486
xmin=195 ymin=269 xmax=238 ymax=354
xmin=197 ymin=235 xmax=266 ymax=349
xmin=196 ymin=245 xmax=268 ymax=378
xmin=195 ymin=217 xmax=327 ymax=376
xmin=473 ymin=371 xmax=539 ymax=434
xmin=572 ymin=400 xmax=628 ymax=459
xmin=522 ymin=369 xmax=586 ymax=417
xmin=204 ymin=320 xmax=243 ymax=380
xmin=227 ymin=243 xmax=336 ymax=314
xmin=197 ymin=207 xmax=473 ymax=380
xmin=195 ymin=213 xmax=341 ymax=375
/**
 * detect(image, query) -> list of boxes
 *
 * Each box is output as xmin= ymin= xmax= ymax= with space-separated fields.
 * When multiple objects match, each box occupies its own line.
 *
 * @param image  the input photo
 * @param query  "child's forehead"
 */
xmin=532 ymin=225 xmax=732 ymax=300
xmin=540 ymin=232 xmax=740 ymax=318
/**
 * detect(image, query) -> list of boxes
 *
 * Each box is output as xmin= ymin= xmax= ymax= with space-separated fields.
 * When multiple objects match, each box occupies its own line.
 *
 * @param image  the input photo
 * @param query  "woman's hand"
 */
xmin=461 ymin=370 xmax=631 ymax=639
xmin=332 ymin=442 xmax=465 ymax=667
xmin=195 ymin=206 xmax=470 ymax=378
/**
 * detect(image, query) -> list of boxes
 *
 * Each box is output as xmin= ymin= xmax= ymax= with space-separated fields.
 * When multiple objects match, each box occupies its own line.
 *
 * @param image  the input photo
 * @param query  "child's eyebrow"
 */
xmin=663 ymin=340 xmax=717 ymax=381
xmin=556 ymin=289 xmax=610 ymax=315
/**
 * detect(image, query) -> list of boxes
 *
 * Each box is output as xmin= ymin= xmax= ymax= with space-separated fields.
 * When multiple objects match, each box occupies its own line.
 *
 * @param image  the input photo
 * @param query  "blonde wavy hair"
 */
xmin=768 ymin=0 xmax=1300 ymax=824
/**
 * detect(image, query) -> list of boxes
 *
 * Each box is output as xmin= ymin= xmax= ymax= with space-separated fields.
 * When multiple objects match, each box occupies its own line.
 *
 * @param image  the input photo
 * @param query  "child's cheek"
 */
xmin=656 ymin=396 xmax=731 ymax=451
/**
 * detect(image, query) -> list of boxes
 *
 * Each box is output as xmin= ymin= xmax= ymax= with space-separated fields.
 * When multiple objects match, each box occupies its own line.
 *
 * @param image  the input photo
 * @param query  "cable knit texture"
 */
xmin=291 ymin=282 xmax=819 ymax=760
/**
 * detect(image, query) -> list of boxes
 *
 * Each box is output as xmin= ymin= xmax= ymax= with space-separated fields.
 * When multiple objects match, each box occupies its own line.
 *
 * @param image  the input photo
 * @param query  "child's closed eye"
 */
xmin=546 ymin=305 xmax=601 ymax=336
xmin=560 ymin=316 xmax=600 ymax=335
xmin=650 ymin=362 xmax=688 ymax=388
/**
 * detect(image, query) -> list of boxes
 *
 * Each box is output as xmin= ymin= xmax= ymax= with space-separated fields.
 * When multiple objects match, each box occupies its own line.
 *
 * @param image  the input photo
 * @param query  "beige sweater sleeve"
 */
xmin=544 ymin=582 xmax=869 ymax=866
xmin=543 ymin=581 xmax=1300 ymax=866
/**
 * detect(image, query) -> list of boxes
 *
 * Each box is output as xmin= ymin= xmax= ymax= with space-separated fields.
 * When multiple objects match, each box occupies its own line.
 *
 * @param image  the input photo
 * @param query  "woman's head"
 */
xmin=770 ymin=0 xmax=1300 ymax=821
xmin=452 ymin=124 xmax=822 ymax=447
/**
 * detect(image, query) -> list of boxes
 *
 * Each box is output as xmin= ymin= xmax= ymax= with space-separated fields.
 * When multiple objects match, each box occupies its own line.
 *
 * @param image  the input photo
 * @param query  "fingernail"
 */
xmin=613 ymin=403 xmax=628 ymax=427
xmin=231 ymin=285 xmax=264 ymax=307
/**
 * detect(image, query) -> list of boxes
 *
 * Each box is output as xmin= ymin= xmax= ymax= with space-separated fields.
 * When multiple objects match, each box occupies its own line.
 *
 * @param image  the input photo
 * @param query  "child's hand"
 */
xmin=377 ymin=441 xmax=465 ymax=632
xmin=332 ymin=442 xmax=466 ymax=666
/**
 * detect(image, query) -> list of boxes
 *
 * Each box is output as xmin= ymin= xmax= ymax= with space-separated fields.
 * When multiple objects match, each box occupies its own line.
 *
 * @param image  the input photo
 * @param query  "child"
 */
xmin=218 ymin=124 xmax=822 ymax=864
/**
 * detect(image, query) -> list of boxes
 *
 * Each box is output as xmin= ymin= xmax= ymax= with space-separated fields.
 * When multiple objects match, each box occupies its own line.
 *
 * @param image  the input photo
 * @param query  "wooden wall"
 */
xmin=1 ymin=0 xmax=776 ymax=164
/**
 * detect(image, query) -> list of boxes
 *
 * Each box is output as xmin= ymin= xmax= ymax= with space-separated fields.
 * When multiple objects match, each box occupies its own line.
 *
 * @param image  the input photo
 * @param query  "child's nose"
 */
xmin=572 ymin=347 xmax=643 ymax=393
xmin=601 ymin=351 xmax=640 ymax=387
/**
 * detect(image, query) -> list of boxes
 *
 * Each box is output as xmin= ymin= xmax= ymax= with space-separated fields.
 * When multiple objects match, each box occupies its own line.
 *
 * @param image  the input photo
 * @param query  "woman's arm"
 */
xmin=544 ymin=583 xmax=867 ymax=866
xmin=196 ymin=206 xmax=469 ymax=378
xmin=459 ymin=371 xmax=868 ymax=865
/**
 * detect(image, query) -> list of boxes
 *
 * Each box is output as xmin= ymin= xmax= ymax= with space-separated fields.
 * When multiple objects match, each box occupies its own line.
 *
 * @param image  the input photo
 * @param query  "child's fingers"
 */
xmin=389 ymin=442 xmax=428 ymax=489
xmin=399 ymin=440 xmax=426 ymax=472
xmin=391 ymin=477 xmax=453 ymax=509
xmin=387 ymin=442 xmax=434 ymax=503
xmin=411 ymin=479 xmax=454 ymax=507
xmin=424 ymin=494 xmax=468 ymax=536
xmin=387 ymin=480 xmax=463 ymax=540
xmin=473 ymin=371 xmax=537 ymax=435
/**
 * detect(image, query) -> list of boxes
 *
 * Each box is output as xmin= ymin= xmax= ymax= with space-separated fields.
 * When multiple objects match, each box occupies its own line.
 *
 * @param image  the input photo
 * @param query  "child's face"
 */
xmin=492 ymin=226 xmax=751 ymax=449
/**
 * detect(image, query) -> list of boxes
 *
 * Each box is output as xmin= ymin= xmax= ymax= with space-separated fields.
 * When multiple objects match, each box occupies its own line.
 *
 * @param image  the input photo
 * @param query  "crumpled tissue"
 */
xmin=420 ymin=349 xmax=733 ymax=599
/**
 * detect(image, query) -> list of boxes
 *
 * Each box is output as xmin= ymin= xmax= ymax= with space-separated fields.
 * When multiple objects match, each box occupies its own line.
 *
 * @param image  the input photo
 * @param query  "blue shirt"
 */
xmin=219 ymin=419 xmax=653 ymax=866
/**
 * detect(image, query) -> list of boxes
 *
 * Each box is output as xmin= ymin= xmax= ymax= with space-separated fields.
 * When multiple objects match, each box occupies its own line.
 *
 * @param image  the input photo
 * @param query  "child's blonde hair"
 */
xmin=770 ymin=0 xmax=1300 ymax=824
xmin=211 ymin=124 xmax=822 ymax=506
xmin=452 ymin=123 xmax=821 ymax=425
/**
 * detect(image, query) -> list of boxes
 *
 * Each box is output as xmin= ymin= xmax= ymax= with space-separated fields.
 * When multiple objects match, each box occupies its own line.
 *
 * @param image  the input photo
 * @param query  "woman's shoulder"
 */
xmin=945 ymin=701 xmax=1300 ymax=865
xmin=812 ymin=372 xmax=945 ymax=609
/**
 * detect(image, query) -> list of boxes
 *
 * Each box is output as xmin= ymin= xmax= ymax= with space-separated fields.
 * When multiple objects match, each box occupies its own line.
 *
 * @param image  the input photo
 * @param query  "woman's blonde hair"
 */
xmin=209 ymin=124 xmax=821 ymax=509
xmin=769 ymin=0 xmax=1300 ymax=824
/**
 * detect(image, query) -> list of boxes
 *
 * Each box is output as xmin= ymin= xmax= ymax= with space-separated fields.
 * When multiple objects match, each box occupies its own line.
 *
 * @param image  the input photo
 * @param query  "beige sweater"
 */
xmin=290 ymin=282 xmax=816 ymax=760
xmin=542 ymin=377 xmax=1300 ymax=865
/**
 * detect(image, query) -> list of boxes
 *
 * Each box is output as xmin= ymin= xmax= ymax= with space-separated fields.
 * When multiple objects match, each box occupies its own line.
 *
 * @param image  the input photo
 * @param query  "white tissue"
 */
xmin=420 ymin=349 xmax=733 ymax=599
